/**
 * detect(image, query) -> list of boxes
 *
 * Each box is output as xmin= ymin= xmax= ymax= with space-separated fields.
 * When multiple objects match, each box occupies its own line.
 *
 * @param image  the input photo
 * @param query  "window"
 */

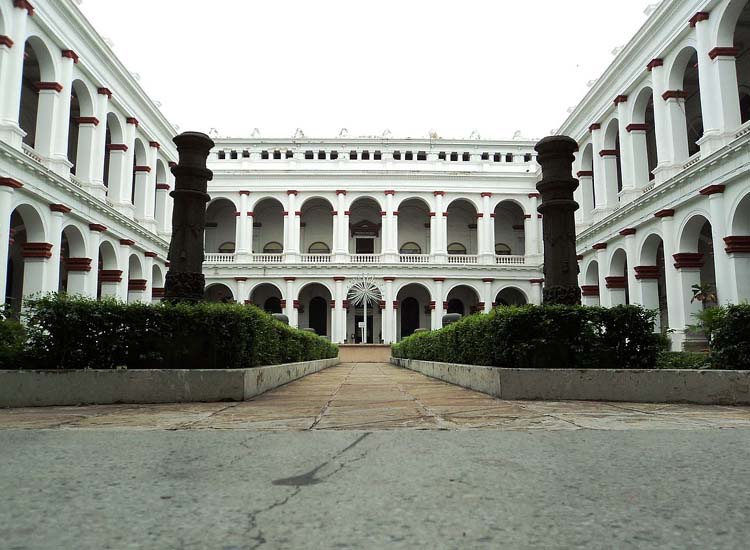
xmin=308 ymin=242 xmax=330 ymax=254
xmin=261 ymin=150 xmax=269 ymax=160
xmin=350 ymin=150 xmax=357 ymax=160
xmin=318 ymin=150 xmax=326 ymax=160
xmin=505 ymin=153 xmax=513 ymax=163
xmin=438 ymin=152 xmax=447 ymax=160
xmin=495 ymin=243 xmax=512 ymax=255
xmin=374 ymin=150 xmax=382 ymax=160
xmin=219 ymin=242 xmax=236 ymax=253
xmin=361 ymin=150 xmax=370 ymax=160
xmin=242 ymin=150 xmax=250 ymax=158
xmin=305 ymin=150 xmax=314 ymax=160
xmin=218 ymin=150 xmax=226 ymax=160
xmin=330 ymin=151 xmax=339 ymax=160
xmin=450 ymin=152 xmax=458 ymax=162
xmin=462 ymin=152 xmax=470 ymax=161
xmin=447 ymin=243 xmax=467 ymax=255
xmin=230 ymin=150 xmax=238 ymax=160
xmin=285 ymin=150 xmax=294 ymax=159
xmin=405 ymin=151 xmax=414 ymax=160
xmin=524 ymin=153 xmax=532 ymax=162
xmin=399 ymin=242 xmax=422 ymax=254
xmin=393 ymin=150 xmax=402 ymax=160
xmin=417 ymin=151 xmax=427 ymax=161
xmin=263 ymin=241 xmax=283 ymax=253
xmin=481 ymin=152 xmax=490 ymax=161
xmin=273 ymin=150 xmax=281 ymax=160
xmin=493 ymin=153 xmax=501 ymax=162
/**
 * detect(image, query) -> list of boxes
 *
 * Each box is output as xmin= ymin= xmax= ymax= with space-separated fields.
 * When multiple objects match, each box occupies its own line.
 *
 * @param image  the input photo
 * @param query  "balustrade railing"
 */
xmin=301 ymin=253 xmax=332 ymax=263
xmin=250 ymin=253 xmax=283 ymax=263
xmin=495 ymin=255 xmax=525 ymax=265
xmin=399 ymin=254 xmax=431 ymax=264
xmin=447 ymin=254 xmax=478 ymax=264
xmin=22 ymin=144 xmax=43 ymax=163
xmin=69 ymin=174 xmax=84 ymax=188
xmin=204 ymin=253 xmax=236 ymax=263
xmin=350 ymin=254 xmax=382 ymax=264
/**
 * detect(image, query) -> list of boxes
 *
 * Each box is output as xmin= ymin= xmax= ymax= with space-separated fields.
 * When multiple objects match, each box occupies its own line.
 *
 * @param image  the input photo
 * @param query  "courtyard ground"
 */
xmin=1 ymin=363 xmax=749 ymax=548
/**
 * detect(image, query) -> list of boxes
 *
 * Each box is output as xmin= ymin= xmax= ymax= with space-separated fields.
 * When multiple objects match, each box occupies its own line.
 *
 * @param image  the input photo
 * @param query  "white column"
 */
xmin=383 ymin=191 xmax=397 ymax=258
xmin=236 ymin=191 xmax=250 ymax=259
xmin=142 ymin=254 xmax=154 ymax=303
xmin=590 ymin=125 xmax=608 ymax=218
xmin=143 ymin=143 xmax=158 ymax=228
xmin=235 ymin=277 xmax=248 ymax=304
xmin=526 ymin=193 xmax=541 ymax=257
xmin=115 ymin=120 xmax=137 ymax=217
xmin=21 ymin=244 xmax=51 ymax=306
xmin=577 ymin=173 xmax=594 ymax=224
xmin=706 ymin=189 xmax=732 ymax=305
xmin=46 ymin=208 xmax=64 ymax=292
xmin=660 ymin=213 xmax=684 ymax=351
xmin=595 ymin=246 xmax=610 ymax=307
xmin=627 ymin=126 xmax=650 ymax=193
xmin=432 ymin=278 xmax=445 ymax=329
xmin=530 ymin=279 xmax=543 ymax=305
xmin=155 ymin=183 xmax=171 ymax=236
xmin=85 ymin=229 xmax=101 ymax=298
xmin=435 ymin=194 xmax=447 ymax=261
xmin=649 ymin=61 xmax=678 ymax=185
xmin=482 ymin=279 xmax=493 ymax=313
xmin=0 ymin=6 xmax=28 ymax=149
xmin=133 ymin=168 xmax=150 ymax=222
xmin=624 ymin=230 xmax=639 ymax=305
xmin=118 ymin=242 xmax=132 ymax=302
xmin=285 ymin=277 xmax=298 ymax=327
xmin=727 ymin=246 xmax=750 ymax=304
xmin=616 ymin=99 xmax=637 ymax=205
xmin=599 ymin=150 xmax=620 ymax=211
xmin=285 ymin=191 xmax=299 ymax=262
xmin=479 ymin=193 xmax=493 ymax=263
xmin=48 ymin=53 xmax=75 ymax=177
xmin=34 ymin=86 xmax=62 ymax=161
xmin=88 ymin=89 xmax=110 ymax=198
xmin=0 ymin=183 xmax=17 ymax=304
xmin=695 ymin=18 xmax=741 ymax=155
xmin=334 ymin=277 xmax=346 ymax=343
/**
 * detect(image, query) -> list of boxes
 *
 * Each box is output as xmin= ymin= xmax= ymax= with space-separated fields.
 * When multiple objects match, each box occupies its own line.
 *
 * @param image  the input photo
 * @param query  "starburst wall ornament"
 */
xmin=347 ymin=274 xmax=383 ymax=344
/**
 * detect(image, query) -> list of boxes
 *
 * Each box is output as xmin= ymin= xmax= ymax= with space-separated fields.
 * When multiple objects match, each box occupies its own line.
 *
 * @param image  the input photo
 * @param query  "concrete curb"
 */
xmin=0 ymin=358 xmax=340 ymax=408
xmin=391 ymin=358 xmax=750 ymax=405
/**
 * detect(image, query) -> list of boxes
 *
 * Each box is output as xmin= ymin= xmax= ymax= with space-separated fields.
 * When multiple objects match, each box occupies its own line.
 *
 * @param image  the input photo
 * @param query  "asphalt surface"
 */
xmin=2 ymin=429 xmax=750 ymax=549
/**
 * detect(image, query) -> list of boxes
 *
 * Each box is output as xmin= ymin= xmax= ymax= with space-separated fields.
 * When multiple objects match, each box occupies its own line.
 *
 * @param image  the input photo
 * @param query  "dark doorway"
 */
xmin=356 ymin=238 xmax=374 ymax=254
xmin=447 ymin=299 xmax=464 ymax=315
xmin=354 ymin=313 xmax=373 ymax=343
xmin=401 ymin=297 xmax=420 ymax=338
xmin=264 ymin=297 xmax=282 ymax=314
xmin=309 ymin=296 xmax=328 ymax=336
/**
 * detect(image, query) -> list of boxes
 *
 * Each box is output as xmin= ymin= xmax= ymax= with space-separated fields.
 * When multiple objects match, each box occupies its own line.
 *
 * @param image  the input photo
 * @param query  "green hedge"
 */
xmin=0 ymin=306 xmax=26 ymax=369
xmin=393 ymin=305 xmax=662 ymax=369
xmin=711 ymin=304 xmax=750 ymax=370
xmin=11 ymin=294 xmax=337 ymax=370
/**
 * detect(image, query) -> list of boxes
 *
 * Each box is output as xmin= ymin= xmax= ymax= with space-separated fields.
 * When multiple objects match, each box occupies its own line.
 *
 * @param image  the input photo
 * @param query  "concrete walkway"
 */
xmin=1 ymin=363 xmax=749 ymax=431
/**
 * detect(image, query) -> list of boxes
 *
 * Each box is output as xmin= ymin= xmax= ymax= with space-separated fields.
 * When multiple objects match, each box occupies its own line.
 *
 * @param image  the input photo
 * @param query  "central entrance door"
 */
xmin=354 ymin=313 xmax=374 ymax=343
xmin=355 ymin=238 xmax=374 ymax=254
xmin=309 ymin=296 xmax=328 ymax=336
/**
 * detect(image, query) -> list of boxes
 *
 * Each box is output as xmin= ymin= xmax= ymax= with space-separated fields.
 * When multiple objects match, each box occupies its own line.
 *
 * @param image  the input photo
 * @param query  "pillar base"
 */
xmin=46 ymin=156 xmax=73 ymax=179
xmin=111 ymin=201 xmax=136 ymax=218
xmin=0 ymin=121 xmax=25 ymax=150
xmin=696 ymin=130 xmax=733 ymax=157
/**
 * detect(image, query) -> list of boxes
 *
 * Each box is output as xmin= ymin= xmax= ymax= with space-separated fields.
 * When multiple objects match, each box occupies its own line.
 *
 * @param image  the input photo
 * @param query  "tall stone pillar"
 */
xmin=702 ymin=186 xmax=732 ymax=305
xmin=334 ymin=276 xmax=346 ymax=343
xmin=164 ymin=131 xmax=214 ymax=303
xmin=383 ymin=277 xmax=395 ymax=343
xmin=534 ymin=136 xmax=581 ymax=305
xmin=432 ymin=278 xmax=445 ymax=329
xmin=482 ymin=278 xmax=493 ymax=313
xmin=236 ymin=190 xmax=250 ymax=259
xmin=46 ymin=205 xmax=67 ymax=292
xmin=0 ymin=179 xmax=22 ymax=304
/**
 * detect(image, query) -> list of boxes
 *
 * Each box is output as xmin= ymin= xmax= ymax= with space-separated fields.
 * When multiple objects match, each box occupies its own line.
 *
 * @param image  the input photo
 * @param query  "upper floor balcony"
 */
xmin=203 ymin=252 xmax=532 ymax=267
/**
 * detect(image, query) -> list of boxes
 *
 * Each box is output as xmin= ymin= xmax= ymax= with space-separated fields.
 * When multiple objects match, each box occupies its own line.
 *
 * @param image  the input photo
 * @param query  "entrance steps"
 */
xmin=338 ymin=344 xmax=392 ymax=363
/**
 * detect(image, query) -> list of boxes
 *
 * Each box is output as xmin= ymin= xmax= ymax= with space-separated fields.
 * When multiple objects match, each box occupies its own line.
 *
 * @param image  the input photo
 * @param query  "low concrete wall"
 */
xmin=0 ymin=358 xmax=340 ymax=408
xmin=392 ymin=358 xmax=750 ymax=405
xmin=338 ymin=345 xmax=392 ymax=363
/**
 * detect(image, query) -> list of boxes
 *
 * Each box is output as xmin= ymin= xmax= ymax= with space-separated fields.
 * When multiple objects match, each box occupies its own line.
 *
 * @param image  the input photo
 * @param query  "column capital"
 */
xmin=239 ymin=190 xmax=251 ymax=195
xmin=107 ymin=143 xmax=128 ymax=152
xmin=673 ymin=253 xmax=704 ymax=269
xmin=126 ymin=117 xmax=139 ymax=127
xmin=588 ymin=123 xmax=601 ymax=132
xmin=100 ymin=270 xmax=123 ymax=283
xmin=89 ymin=223 xmax=107 ymax=232
xmin=156 ymin=184 xmax=171 ymax=191
xmin=287 ymin=189 xmax=299 ymax=195
xmin=527 ymin=193 xmax=540 ymax=199
xmin=13 ymin=0 xmax=35 ymax=15
xmin=0 ymin=178 xmax=23 ymax=189
xmin=530 ymin=278 xmax=545 ymax=285
xmin=626 ymin=123 xmax=649 ymax=133
xmin=145 ymin=252 xmax=158 ymax=258
xmin=662 ymin=90 xmax=688 ymax=101
xmin=64 ymin=258 xmax=92 ymax=272
xmin=482 ymin=278 xmax=494 ymax=283
xmin=619 ymin=228 xmax=637 ymax=236
xmin=709 ymin=47 xmax=739 ymax=60
xmin=576 ymin=171 xmax=593 ymax=178
xmin=383 ymin=277 xmax=396 ymax=282
xmin=599 ymin=149 xmax=618 ymax=157
xmin=634 ymin=266 xmax=660 ymax=280
xmin=724 ymin=236 xmax=750 ymax=254
xmin=22 ymin=242 xmax=52 ymax=258
xmin=384 ymin=190 xmax=396 ymax=195
xmin=688 ymin=11 xmax=709 ymax=28
xmin=481 ymin=192 xmax=492 ymax=198
xmin=0 ymin=36 xmax=14 ymax=48
xmin=699 ymin=184 xmax=725 ymax=196
xmin=433 ymin=278 xmax=446 ymax=282
xmin=134 ymin=165 xmax=151 ymax=173
xmin=49 ymin=204 xmax=71 ymax=214
xmin=581 ymin=285 xmax=600 ymax=296
xmin=149 ymin=141 xmax=161 ymax=149
xmin=119 ymin=239 xmax=135 ymax=246
xmin=647 ymin=58 xmax=664 ymax=71
xmin=592 ymin=243 xmax=608 ymax=251
xmin=433 ymin=191 xmax=445 ymax=196
xmin=613 ymin=95 xmax=628 ymax=105
xmin=97 ymin=87 xmax=113 ymax=98
xmin=605 ymin=276 xmax=627 ymax=289
xmin=33 ymin=82 xmax=63 ymax=93
xmin=336 ymin=190 xmax=347 ymax=195
xmin=333 ymin=276 xmax=346 ymax=282
xmin=128 ymin=279 xmax=148 ymax=291
xmin=74 ymin=116 xmax=100 ymax=126
xmin=655 ymin=209 xmax=675 ymax=218
xmin=61 ymin=50 xmax=79 ymax=63
xmin=284 ymin=277 xmax=296 ymax=282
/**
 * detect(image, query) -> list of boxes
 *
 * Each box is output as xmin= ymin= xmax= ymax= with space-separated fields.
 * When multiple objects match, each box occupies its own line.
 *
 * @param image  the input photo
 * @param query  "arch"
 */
xmin=398 ymin=198 xmax=431 ymax=255
xmin=446 ymin=199 xmax=478 ymax=255
xmin=67 ymin=79 xmax=95 ymax=174
xmin=298 ymin=282 xmax=333 ymax=337
xmin=348 ymin=196 xmax=383 ymax=254
xmin=5 ymin=205 xmax=47 ymax=313
xmin=396 ymin=282 xmax=432 ymax=339
xmin=98 ymin=240 xmax=118 ymax=270
xmin=584 ymin=259 xmax=600 ymax=285
xmin=0 ymin=3 xmax=6 ymax=35
xmin=579 ymin=142 xmax=596 ymax=217
xmin=609 ymin=247 xmax=628 ymax=275
xmin=205 ymin=283 xmax=234 ymax=303
xmin=495 ymin=287 xmax=528 ymax=306
xmin=394 ymin=195 xmax=432 ymax=211
xmin=731 ymin=191 xmax=750 ymax=234
xmin=445 ymin=283 xmax=481 ymax=315
xmin=130 ymin=138 xmax=148 ymax=205
xmin=96 ymin=240 xmax=121 ymax=300
xmin=103 ymin=112 xmax=124 ymax=192
xmin=725 ymin=2 xmax=750 ymax=124
xmin=630 ymin=85 xmax=658 ymax=184
xmin=715 ymin=0 xmax=750 ymax=48
xmin=61 ymin=224 xmax=87 ymax=258
xmin=445 ymin=196 xmax=481 ymax=212
xmin=639 ymin=232 xmax=665 ymax=266
xmin=205 ymin=198 xmax=237 ymax=254
xmin=253 ymin=197 xmax=285 ymax=254
xmin=19 ymin=36 xmax=58 ymax=149
xmin=300 ymin=197 xmax=333 ymax=255
xmin=152 ymin=264 xmax=164 ymax=288
xmin=298 ymin=195 xmax=334 ymax=211
xmin=127 ymin=254 xmax=143 ymax=280
xmin=348 ymin=194 xmax=385 ymax=212
xmin=603 ymin=118 xmax=623 ymax=194
xmin=155 ymin=159 xmax=168 ymax=184
xmin=678 ymin=212 xmax=712 ymax=252
xmin=667 ymin=45 xmax=703 ymax=157
xmin=9 ymin=203 xmax=46 ymax=242
xmin=494 ymin=199 xmax=526 ymax=256
xmin=249 ymin=282 xmax=284 ymax=311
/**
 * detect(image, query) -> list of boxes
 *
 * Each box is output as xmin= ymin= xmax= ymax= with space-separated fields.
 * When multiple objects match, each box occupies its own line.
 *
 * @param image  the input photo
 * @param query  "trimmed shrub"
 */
xmin=393 ymin=304 xmax=661 ymax=370
xmin=656 ymin=352 xmax=710 ymax=370
xmin=0 ymin=307 xmax=26 ymax=369
xmin=20 ymin=294 xmax=338 ymax=370
xmin=711 ymin=304 xmax=750 ymax=370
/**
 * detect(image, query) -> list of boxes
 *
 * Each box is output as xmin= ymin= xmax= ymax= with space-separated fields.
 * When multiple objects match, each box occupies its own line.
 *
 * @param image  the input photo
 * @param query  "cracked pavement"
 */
xmin=2 ymin=363 xmax=750 ymax=549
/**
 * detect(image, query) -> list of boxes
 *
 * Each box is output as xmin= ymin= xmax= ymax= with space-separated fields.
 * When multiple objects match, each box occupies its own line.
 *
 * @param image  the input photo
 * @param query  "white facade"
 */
xmin=565 ymin=0 xmax=750 ymax=350
xmin=203 ymin=138 xmax=544 ymax=343
xmin=0 ymin=0 xmax=173 ymax=310
xmin=2 ymin=0 xmax=749 ymax=350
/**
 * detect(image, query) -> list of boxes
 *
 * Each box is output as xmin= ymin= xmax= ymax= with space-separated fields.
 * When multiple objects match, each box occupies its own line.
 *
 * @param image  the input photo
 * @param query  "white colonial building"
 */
xmin=566 ymin=0 xmax=750 ymax=350
xmin=1 ymin=0 xmax=749 ymax=349
xmin=202 ymin=137 xmax=544 ymax=343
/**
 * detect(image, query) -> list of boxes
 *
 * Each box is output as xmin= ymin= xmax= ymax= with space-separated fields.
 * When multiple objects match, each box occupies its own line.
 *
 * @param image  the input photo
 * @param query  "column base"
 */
xmin=697 ymin=130 xmax=733 ymax=157
xmin=47 ymin=156 xmax=73 ymax=179
xmin=0 ymin=121 xmax=25 ymax=150
xmin=86 ymin=182 xmax=108 ymax=201
xmin=618 ymin=188 xmax=639 ymax=207
xmin=284 ymin=252 xmax=300 ymax=264
xmin=652 ymin=162 xmax=682 ymax=186
xmin=479 ymin=253 xmax=495 ymax=265
xmin=111 ymin=202 xmax=136 ymax=218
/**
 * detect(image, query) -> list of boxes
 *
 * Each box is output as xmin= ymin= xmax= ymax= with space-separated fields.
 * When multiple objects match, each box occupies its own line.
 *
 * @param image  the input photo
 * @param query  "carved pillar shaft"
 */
xmin=164 ymin=132 xmax=214 ymax=303
xmin=534 ymin=136 xmax=581 ymax=305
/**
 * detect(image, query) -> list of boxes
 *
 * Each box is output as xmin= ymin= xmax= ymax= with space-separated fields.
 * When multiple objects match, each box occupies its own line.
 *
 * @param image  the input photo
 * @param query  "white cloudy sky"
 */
xmin=78 ymin=0 xmax=655 ymax=140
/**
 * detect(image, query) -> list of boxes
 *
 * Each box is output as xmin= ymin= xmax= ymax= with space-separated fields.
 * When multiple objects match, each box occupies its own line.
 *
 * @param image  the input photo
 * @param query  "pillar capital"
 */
xmin=619 ymin=228 xmax=636 ymax=236
xmin=119 ymin=239 xmax=135 ymax=246
xmin=688 ymin=11 xmax=709 ymax=28
xmin=13 ymin=0 xmax=35 ymax=15
xmin=0 ymin=178 xmax=23 ymax=189
xmin=97 ymin=87 xmax=113 ymax=99
xmin=634 ymin=266 xmax=660 ymax=280
xmin=128 ymin=279 xmax=148 ymax=291
xmin=61 ymin=50 xmax=79 ymax=63
xmin=647 ymin=58 xmax=664 ymax=71
xmin=49 ymin=204 xmax=71 ymax=214
xmin=605 ymin=276 xmax=627 ymax=289
xmin=673 ymin=253 xmax=704 ymax=269
xmin=74 ymin=116 xmax=100 ymax=126
xmin=0 ymin=36 xmax=14 ymax=48
xmin=22 ymin=242 xmax=52 ymax=259
xmin=33 ymin=82 xmax=63 ymax=93
xmin=699 ymin=185 xmax=725 ymax=196
xmin=655 ymin=209 xmax=675 ymax=218
xmin=724 ymin=236 xmax=750 ymax=254
xmin=64 ymin=258 xmax=92 ymax=272
xmin=99 ymin=270 xmax=123 ymax=283
xmin=89 ymin=223 xmax=107 ymax=232
xmin=581 ymin=285 xmax=600 ymax=296
xmin=592 ymin=243 xmax=608 ymax=251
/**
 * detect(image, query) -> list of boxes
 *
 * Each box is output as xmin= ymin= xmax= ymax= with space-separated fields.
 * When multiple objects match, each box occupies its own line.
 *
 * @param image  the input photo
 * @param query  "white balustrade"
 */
xmin=204 ymin=253 xmax=236 ymax=263
xmin=495 ymin=255 xmax=526 ymax=265
xmin=350 ymin=254 xmax=382 ymax=264
xmin=69 ymin=174 xmax=84 ymax=187
xmin=301 ymin=253 xmax=332 ymax=263
xmin=251 ymin=253 xmax=283 ymax=263
xmin=22 ymin=144 xmax=43 ymax=163
xmin=399 ymin=254 xmax=431 ymax=264
xmin=447 ymin=254 xmax=478 ymax=264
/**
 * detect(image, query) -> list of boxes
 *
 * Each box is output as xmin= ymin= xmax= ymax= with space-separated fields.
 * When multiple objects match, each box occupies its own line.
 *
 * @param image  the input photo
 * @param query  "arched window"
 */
xmin=399 ymin=242 xmax=422 ymax=254
xmin=263 ymin=241 xmax=283 ymax=254
xmin=495 ymin=243 xmax=512 ymax=255
xmin=308 ymin=242 xmax=330 ymax=254
xmin=447 ymin=242 xmax=467 ymax=255
xmin=218 ymin=242 xmax=236 ymax=253
xmin=264 ymin=296 xmax=282 ymax=313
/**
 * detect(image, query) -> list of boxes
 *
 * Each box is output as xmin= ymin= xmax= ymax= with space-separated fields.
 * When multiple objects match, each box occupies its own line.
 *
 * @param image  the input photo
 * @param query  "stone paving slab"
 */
xmin=0 ymin=362 xmax=749 ymax=432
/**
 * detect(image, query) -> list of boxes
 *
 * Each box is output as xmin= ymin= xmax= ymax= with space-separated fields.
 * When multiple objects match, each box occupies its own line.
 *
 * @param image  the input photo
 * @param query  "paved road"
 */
xmin=1 ymin=363 xmax=749 ymax=549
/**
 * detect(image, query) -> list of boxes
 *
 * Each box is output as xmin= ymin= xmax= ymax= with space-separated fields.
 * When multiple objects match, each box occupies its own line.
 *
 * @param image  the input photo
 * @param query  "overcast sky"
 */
xmin=78 ymin=0 xmax=655 ymax=140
